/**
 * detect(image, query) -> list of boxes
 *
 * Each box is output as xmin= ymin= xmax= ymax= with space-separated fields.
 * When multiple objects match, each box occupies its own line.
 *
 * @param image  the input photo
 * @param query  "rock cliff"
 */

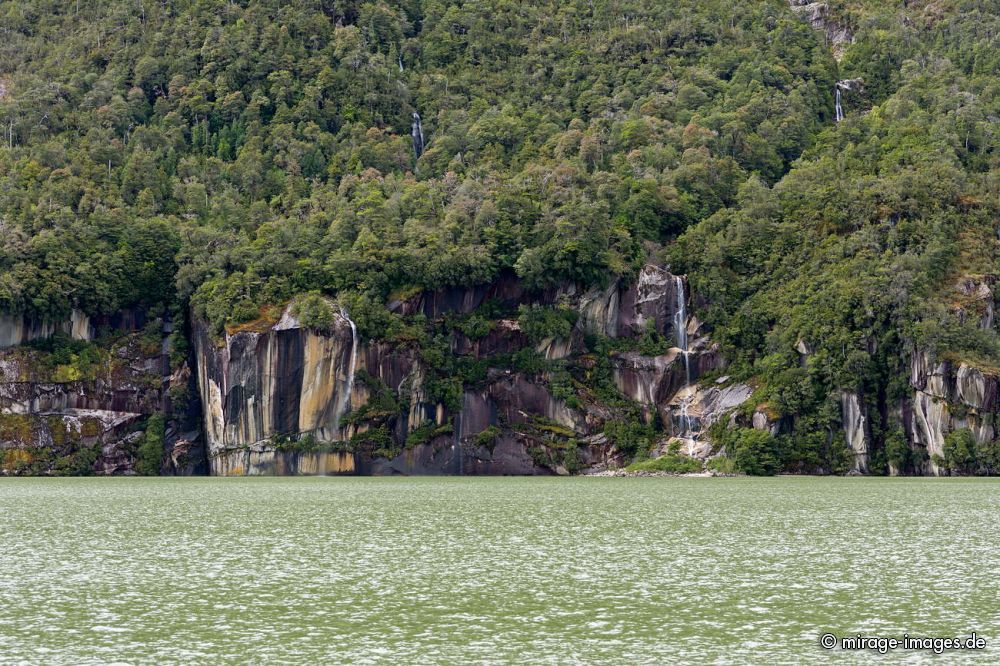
xmin=788 ymin=1 xmax=854 ymax=59
xmin=11 ymin=265 xmax=993 ymax=476
xmin=0 ymin=309 xmax=148 ymax=348
xmin=903 ymin=348 xmax=999 ymax=475
xmin=0 ymin=322 xmax=203 ymax=475
xmin=193 ymin=265 xmax=741 ymax=475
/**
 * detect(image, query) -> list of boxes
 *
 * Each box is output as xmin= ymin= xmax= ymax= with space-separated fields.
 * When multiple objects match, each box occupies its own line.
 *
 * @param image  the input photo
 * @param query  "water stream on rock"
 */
xmin=835 ymin=87 xmax=843 ymax=122
xmin=674 ymin=276 xmax=694 ymax=438
xmin=411 ymin=112 xmax=425 ymax=158
xmin=334 ymin=307 xmax=359 ymax=441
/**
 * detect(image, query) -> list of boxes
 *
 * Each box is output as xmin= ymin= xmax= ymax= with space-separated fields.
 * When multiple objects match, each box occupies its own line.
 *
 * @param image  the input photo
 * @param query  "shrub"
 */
xmin=626 ymin=452 xmax=702 ymax=474
xmin=511 ymin=348 xmax=546 ymax=374
xmin=290 ymin=292 xmax=337 ymax=331
xmin=637 ymin=319 xmax=671 ymax=356
xmin=706 ymin=456 xmax=738 ymax=474
xmin=53 ymin=444 xmax=100 ymax=476
xmin=474 ymin=425 xmax=502 ymax=449
xmin=974 ymin=439 xmax=1000 ymax=475
xmin=351 ymin=425 xmax=399 ymax=459
xmin=528 ymin=446 xmax=550 ymax=468
xmin=136 ymin=414 xmax=165 ymax=475
xmin=517 ymin=304 xmax=576 ymax=343
xmin=603 ymin=420 xmax=655 ymax=459
xmin=454 ymin=313 xmax=496 ymax=340
xmin=406 ymin=421 xmax=437 ymax=448
xmin=884 ymin=428 xmax=911 ymax=473
xmin=730 ymin=428 xmax=780 ymax=475
xmin=943 ymin=428 xmax=977 ymax=473
xmin=712 ymin=426 xmax=780 ymax=476
xmin=548 ymin=368 xmax=580 ymax=407
xmin=562 ymin=445 xmax=583 ymax=474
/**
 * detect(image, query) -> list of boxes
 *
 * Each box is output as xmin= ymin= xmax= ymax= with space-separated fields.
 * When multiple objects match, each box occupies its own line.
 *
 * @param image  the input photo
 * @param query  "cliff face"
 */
xmin=193 ymin=264 xmax=737 ymax=475
xmin=0 ymin=319 xmax=203 ymax=475
xmin=9 ymin=267 xmax=992 ymax=476
xmin=905 ymin=350 xmax=999 ymax=475
xmin=816 ymin=277 xmax=1000 ymax=477
xmin=788 ymin=1 xmax=854 ymax=59
xmin=0 ymin=309 xmax=148 ymax=348
xmin=194 ymin=308 xmax=362 ymax=474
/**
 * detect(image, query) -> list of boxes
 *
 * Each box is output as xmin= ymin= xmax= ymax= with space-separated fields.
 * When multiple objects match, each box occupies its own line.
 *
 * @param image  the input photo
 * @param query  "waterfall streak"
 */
xmin=333 ymin=307 xmax=358 ymax=439
xmin=675 ymin=276 xmax=693 ymax=437
xmin=411 ymin=112 xmax=425 ymax=158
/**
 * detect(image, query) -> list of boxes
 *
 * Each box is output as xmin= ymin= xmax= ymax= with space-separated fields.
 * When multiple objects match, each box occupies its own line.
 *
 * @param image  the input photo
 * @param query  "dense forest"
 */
xmin=1 ymin=0 xmax=998 ymax=474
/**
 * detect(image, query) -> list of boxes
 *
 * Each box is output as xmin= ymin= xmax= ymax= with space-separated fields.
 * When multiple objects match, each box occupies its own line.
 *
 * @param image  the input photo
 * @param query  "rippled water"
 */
xmin=0 ymin=477 xmax=997 ymax=664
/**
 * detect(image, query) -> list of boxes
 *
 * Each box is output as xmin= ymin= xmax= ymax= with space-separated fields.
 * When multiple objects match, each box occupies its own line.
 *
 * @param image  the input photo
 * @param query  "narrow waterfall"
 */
xmin=674 ymin=276 xmax=689 ymax=363
xmin=834 ymin=79 xmax=863 ymax=124
xmin=411 ymin=112 xmax=425 ymax=159
xmin=333 ymin=307 xmax=359 ymax=438
xmin=674 ymin=276 xmax=693 ymax=437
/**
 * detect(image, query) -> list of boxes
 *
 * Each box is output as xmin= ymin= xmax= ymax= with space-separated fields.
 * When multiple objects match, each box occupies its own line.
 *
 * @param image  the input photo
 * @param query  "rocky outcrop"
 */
xmin=389 ymin=271 xmax=528 ymax=318
xmin=577 ymin=282 xmax=620 ymax=338
xmin=909 ymin=390 xmax=948 ymax=473
xmin=210 ymin=448 xmax=355 ymax=476
xmin=953 ymin=277 xmax=996 ymax=330
xmin=0 ymin=324 xmax=202 ymax=475
xmin=392 ymin=264 xmax=689 ymax=342
xmin=0 ymin=408 xmax=145 ymax=475
xmin=661 ymin=380 xmax=754 ymax=458
xmin=901 ymin=346 xmax=1000 ymax=475
xmin=577 ymin=264 xmax=687 ymax=340
xmin=612 ymin=343 xmax=724 ymax=424
xmin=882 ymin=280 xmax=999 ymax=475
xmin=193 ymin=264 xmax=727 ymax=475
xmin=3 ymin=263 xmax=752 ymax=476
xmin=605 ymin=270 xmax=745 ymax=460
xmin=8 ymin=260 xmax=998 ymax=476
xmin=956 ymin=364 xmax=997 ymax=412
xmin=0 ymin=309 xmax=147 ymax=349
xmin=194 ymin=302 xmax=623 ymax=476
xmin=840 ymin=391 xmax=868 ymax=473
xmin=194 ymin=306 xmax=362 ymax=472
xmin=788 ymin=1 xmax=854 ymax=58
xmin=0 ymin=345 xmax=167 ymax=416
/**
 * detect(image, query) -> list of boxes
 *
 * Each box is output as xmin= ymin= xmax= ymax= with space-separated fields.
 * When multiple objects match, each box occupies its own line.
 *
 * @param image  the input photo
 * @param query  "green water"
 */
xmin=0 ymin=477 xmax=997 ymax=664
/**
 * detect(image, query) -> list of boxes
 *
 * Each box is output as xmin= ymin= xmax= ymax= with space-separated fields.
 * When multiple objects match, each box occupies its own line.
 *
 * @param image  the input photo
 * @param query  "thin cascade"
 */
xmin=835 ymin=87 xmax=843 ymax=123
xmin=333 ymin=306 xmax=359 ymax=439
xmin=678 ymin=394 xmax=693 ymax=438
xmin=675 ymin=275 xmax=694 ymax=438
xmin=674 ymin=275 xmax=687 ymax=350
xmin=411 ymin=112 xmax=425 ymax=158
xmin=674 ymin=275 xmax=690 ymax=383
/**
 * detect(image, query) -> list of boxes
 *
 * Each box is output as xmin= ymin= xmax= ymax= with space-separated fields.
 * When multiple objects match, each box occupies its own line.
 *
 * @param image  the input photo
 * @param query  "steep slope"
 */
xmin=672 ymin=0 xmax=1000 ymax=473
xmin=1 ymin=1 xmax=997 ymax=475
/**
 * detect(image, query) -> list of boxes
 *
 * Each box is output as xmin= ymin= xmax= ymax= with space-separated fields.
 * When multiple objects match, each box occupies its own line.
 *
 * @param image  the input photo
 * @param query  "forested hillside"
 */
xmin=1 ymin=0 xmax=998 ymax=475
xmin=0 ymin=0 xmax=839 ymax=326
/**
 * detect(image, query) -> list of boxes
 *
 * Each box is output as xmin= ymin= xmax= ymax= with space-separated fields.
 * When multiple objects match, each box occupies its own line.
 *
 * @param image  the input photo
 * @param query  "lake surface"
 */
xmin=0 ymin=477 xmax=997 ymax=664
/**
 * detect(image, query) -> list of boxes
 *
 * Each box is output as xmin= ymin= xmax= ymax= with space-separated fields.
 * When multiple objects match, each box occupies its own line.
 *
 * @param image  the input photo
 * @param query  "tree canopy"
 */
xmin=1 ymin=0 xmax=837 ymax=329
